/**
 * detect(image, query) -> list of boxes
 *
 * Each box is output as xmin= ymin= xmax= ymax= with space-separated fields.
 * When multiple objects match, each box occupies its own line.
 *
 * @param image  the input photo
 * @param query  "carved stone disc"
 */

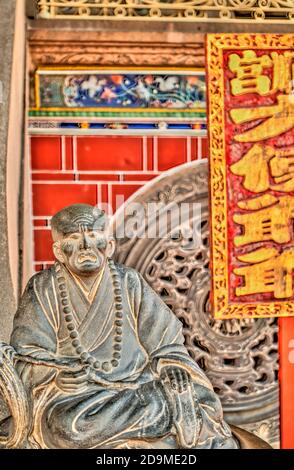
xmin=112 ymin=160 xmax=279 ymax=447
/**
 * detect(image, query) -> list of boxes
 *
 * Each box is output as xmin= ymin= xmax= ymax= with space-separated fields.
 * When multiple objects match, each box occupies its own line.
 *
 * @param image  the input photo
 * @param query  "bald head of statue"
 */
xmin=51 ymin=204 xmax=115 ymax=277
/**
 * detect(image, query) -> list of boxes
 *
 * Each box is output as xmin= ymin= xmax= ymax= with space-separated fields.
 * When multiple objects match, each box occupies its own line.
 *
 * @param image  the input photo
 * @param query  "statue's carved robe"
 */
xmin=11 ymin=263 xmax=237 ymax=449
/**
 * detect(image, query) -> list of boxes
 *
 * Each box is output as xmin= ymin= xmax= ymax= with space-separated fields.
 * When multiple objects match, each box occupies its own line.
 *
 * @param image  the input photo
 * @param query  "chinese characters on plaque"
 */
xmin=207 ymin=34 xmax=294 ymax=318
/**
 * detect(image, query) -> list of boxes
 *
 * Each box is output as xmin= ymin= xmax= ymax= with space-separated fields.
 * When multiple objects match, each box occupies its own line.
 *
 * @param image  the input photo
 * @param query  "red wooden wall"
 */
xmin=30 ymin=135 xmax=207 ymax=270
xmin=279 ymin=317 xmax=294 ymax=449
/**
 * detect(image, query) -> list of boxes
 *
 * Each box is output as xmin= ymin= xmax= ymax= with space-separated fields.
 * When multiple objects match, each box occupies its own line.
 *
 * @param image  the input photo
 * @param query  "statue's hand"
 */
xmin=56 ymin=367 xmax=89 ymax=394
xmin=160 ymin=366 xmax=191 ymax=393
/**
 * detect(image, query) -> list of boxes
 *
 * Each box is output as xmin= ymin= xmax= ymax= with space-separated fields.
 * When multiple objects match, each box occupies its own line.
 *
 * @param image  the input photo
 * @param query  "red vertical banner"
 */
xmin=207 ymin=33 xmax=294 ymax=320
xmin=206 ymin=33 xmax=294 ymax=449
xmin=279 ymin=317 xmax=294 ymax=448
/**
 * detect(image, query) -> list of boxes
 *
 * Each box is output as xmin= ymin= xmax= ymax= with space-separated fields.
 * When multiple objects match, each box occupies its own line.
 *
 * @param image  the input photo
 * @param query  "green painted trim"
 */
xmin=28 ymin=109 xmax=207 ymax=119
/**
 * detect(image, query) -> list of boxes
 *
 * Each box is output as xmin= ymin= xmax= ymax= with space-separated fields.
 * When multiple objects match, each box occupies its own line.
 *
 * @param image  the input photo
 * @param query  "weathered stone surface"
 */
xmin=0 ymin=0 xmax=17 ymax=342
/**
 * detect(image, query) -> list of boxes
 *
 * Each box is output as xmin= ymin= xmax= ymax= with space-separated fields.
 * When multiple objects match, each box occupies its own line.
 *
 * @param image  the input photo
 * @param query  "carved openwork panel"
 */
xmin=113 ymin=160 xmax=279 ymax=447
xmin=34 ymin=0 xmax=294 ymax=23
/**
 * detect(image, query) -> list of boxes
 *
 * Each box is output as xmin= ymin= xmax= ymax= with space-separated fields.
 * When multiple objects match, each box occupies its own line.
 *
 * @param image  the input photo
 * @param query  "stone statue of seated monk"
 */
xmin=0 ymin=204 xmax=270 ymax=449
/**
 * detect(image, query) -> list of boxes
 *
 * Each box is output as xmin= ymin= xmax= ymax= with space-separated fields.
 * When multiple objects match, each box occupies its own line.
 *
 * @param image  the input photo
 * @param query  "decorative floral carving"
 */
xmin=35 ymin=0 xmax=294 ymax=22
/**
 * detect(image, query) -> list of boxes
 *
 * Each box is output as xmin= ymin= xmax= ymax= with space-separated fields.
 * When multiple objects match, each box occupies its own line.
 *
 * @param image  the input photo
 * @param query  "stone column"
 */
xmin=0 ymin=0 xmax=26 ymax=342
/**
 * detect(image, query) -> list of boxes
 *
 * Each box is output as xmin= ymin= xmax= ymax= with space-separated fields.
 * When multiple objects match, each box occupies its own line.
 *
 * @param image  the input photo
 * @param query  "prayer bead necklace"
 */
xmin=55 ymin=258 xmax=123 ymax=373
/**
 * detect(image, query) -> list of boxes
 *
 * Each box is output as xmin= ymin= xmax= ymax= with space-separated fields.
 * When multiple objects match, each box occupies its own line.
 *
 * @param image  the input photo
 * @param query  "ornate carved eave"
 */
xmin=32 ymin=0 xmax=294 ymax=25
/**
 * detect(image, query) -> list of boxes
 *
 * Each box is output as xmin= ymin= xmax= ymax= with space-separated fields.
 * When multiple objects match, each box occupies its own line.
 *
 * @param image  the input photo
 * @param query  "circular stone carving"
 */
xmin=0 ymin=343 xmax=31 ymax=448
xmin=112 ymin=160 xmax=279 ymax=447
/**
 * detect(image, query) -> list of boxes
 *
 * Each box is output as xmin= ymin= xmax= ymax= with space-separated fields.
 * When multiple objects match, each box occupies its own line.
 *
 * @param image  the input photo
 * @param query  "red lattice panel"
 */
xmin=30 ymin=135 xmax=207 ymax=269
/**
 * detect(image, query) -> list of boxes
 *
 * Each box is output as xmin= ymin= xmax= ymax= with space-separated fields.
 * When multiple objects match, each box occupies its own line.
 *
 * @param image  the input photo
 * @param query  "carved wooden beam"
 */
xmin=28 ymin=27 xmax=205 ymax=73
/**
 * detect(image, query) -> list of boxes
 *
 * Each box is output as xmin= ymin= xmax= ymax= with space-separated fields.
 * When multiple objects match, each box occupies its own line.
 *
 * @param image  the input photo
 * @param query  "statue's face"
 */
xmin=55 ymin=227 xmax=114 ymax=276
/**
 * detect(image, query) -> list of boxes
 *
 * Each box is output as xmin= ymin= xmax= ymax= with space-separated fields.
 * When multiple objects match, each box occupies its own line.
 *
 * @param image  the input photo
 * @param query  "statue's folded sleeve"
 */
xmin=10 ymin=271 xmax=58 ymax=391
xmin=133 ymin=270 xmax=213 ymax=390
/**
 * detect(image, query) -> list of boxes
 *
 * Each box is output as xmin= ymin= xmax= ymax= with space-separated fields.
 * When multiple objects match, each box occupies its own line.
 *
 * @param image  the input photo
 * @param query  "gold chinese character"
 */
xmin=233 ymin=194 xmax=294 ymax=246
xmin=229 ymin=51 xmax=294 ymax=97
xmin=230 ymin=95 xmax=294 ymax=142
xmin=270 ymin=52 xmax=294 ymax=94
xmin=229 ymin=51 xmax=294 ymax=141
xmin=234 ymin=246 xmax=294 ymax=299
xmin=269 ymin=150 xmax=294 ymax=192
xmin=230 ymin=144 xmax=274 ymax=192
xmin=231 ymin=144 xmax=294 ymax=192
xmin=229 ymin=51 xmax=273 ymax=96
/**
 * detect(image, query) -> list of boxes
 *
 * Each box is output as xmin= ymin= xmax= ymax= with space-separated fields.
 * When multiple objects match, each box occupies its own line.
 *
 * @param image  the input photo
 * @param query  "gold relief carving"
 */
xmin=230 ymin=95 xmax=294 ymax=143
xmin=233 ymin=195 xmax=294 ymax=245
xmin=230 ymin=145 xmax=294 ymax=193
xmin=228 ymin=51 xmax=294 ymax=97
xmin=234 ymin=247 xmax=294 ymax=298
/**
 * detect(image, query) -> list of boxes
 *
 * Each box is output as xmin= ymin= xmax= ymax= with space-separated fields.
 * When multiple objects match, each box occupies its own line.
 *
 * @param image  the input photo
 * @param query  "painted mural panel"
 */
xmin=31 ymin=67 xmax=206 ymax=121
